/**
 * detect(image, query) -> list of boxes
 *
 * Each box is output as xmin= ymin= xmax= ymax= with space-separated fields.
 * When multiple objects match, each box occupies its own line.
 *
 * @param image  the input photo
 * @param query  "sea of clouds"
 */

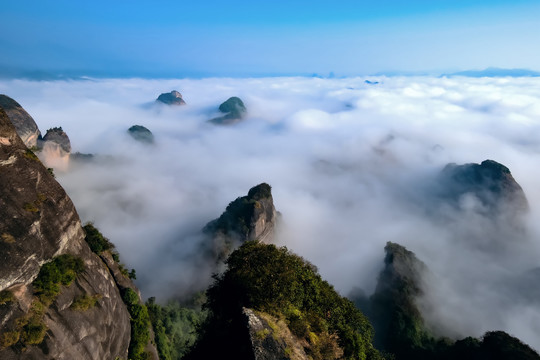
xmin=1 ymin=76 xmax=540 ymax=349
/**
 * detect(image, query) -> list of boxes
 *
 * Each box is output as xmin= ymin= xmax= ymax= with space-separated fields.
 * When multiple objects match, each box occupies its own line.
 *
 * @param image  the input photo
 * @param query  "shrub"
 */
xmin=23 ymin=149 xmax=39 ymax=161
xmin=0 ymin=290 xmax=15 ymax=305
xmin=71 ymin=294 xmax=102 ymax=311
xmin=0 ymin=331 xmax=20 ymax=348
xmin=122 ymin=288 xmax=151 ymax=360
xmin=83 ymin=223 xmax=114 ymax=254
xmin=33 ymin=254 xmax=84 ymax=305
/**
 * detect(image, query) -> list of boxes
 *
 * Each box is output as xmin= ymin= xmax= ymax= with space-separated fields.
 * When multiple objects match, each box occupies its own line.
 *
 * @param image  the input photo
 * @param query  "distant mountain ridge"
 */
xmin=444 ymin=67 xmax=540 ymax=78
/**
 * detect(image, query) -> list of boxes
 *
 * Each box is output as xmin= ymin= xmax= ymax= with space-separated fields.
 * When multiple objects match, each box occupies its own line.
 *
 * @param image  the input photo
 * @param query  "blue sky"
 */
xmin=1 ymin=0 xmax=539 ymax=78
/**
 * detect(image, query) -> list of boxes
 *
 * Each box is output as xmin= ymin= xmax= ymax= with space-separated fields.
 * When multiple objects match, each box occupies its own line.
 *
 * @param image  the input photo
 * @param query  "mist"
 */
xmin=1 ymin=76 xmax=540 ymax=350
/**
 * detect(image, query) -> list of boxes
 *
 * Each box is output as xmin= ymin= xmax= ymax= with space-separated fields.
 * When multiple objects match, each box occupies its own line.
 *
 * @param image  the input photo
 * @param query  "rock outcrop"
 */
xmin=244 ymin=308 xmax=309 ymax=360
xmin=353 ymin=242 xmax=540 ymax=360
xmin=0 ymin=107 xmax=131 ymax=359
xmin=437 ymin=159 xmax=528 ymax=215
xmin=156 ymin=90 xmax=186 ymax=105
xmin=128 ymin=125 xmax=154 ymax=144
xmin=39 ymin=127 xmax=72 ymax=171
xmin=359 ymin=242 xmax=429 ymax=354
xmin=203 ymin=183 xmax=277 ymax=262
xmin=0 ymin=95 xmax=41 ymax=148
xmin=209 ymin=97 xmax=247 ymax=125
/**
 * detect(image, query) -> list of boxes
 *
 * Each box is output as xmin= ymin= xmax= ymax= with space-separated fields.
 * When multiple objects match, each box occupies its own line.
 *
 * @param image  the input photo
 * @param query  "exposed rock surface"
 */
xmin=0 ymin=108 xmax=131 ymax=359
xmin=244 ymin=308 xmax=308 ymax=360
xmin=38 ymin=127 xmax=71 ymax=172
xmin=203 ymin=183 xmax=277 ymax=262
xmin=209 ymin=96 xmax=247 ymax=125
xmin=437 ymin=159 xmax=528 ymax=215
xmin=156 ymin=90 xmax=186 ymax=105
xmin=128 ymin=125 xmax=154 ymax=144
xmin=0 ymin=95 xmax=41 ymax=148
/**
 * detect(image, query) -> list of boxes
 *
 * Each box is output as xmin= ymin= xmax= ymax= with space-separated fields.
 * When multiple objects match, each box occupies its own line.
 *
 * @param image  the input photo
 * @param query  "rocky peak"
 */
xmin=210 ymin=96 xmax=247 ymax=125
xmin=438 ymin=159 xmax=528 ymax=214
xmin=0 ymin=94 xmax=41 ymax=148
xmin=38 ymin=127 xmax=72 ymax=171
xmin=156 ymin=90 xmax=186 ymax=105
xmin=42 ymin=127 xmax=71 ymax=153
xmin=203 ymin=183 xmax=277 ymax=262
xmin=0 ymin=107 xmax=131 ymax=359
xmin=128 ymin=125 xmax=154 ymax=144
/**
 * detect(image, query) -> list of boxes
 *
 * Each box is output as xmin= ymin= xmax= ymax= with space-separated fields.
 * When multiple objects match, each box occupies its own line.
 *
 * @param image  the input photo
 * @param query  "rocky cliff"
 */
xmin=209 ymin=96 xmax=247 ymax=125
xmin=0 ymin=107 xmax=132 ymax=359
xmin=156 ymin=91 xmax=186 ymax=105
xmin=203 ymin=183 xmax=277 ymax=262
xmin=38 ymin=127 xmax=72 ymax=171
xmin=0 ymin=95 xmax=41 ymax=149
xmin=354 ymin=242 xmax=540 ymax=360
xmin=437 ymin=159 xmax=528 ymax=215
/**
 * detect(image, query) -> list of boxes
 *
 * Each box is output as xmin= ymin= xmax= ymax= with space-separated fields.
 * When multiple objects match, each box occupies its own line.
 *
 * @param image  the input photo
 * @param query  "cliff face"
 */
xmin=437 ymin=160 xmax=528 ymax=215
xmin=354 ymin=242 xmax=540 ymax=360
xmin=0 ymin=108 xmax=131 ymax=359
xmin=0 ymin=95 xmax=41 ymax=149
xmin=156 ymin=90 xmax=186 ymax=105
xmin=203 ymin=183 xmax=278 ymax=262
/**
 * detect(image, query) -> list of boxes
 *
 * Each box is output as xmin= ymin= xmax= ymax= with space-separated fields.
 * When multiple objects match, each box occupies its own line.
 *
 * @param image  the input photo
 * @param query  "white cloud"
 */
xmin=2 ymin=75 xmax=540 ymax=349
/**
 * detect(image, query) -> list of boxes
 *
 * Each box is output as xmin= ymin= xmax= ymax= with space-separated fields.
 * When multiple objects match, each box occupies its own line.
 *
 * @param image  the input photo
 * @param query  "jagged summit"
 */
xmin=0 ymin=94 xmax=41 ymax=148
xmin=156 ymin=90 xmax=186 ymax=105
xmin=209 ymin=96 xmax=247 ymax=125
xmin=203 ymin=183 xmax=277 ymax=262
xmin=438 ymin=159 xmax=528 ymax=214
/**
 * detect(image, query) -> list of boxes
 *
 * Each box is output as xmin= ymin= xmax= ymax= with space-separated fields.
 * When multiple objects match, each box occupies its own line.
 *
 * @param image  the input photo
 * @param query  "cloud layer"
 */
xmin=2 ymin=76 xmax=540 ymax=349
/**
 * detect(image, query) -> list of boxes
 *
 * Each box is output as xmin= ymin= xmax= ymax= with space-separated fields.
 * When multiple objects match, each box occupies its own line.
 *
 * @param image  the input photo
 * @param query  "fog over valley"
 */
xmin=2 ymin=75 xmax=540 ymax=351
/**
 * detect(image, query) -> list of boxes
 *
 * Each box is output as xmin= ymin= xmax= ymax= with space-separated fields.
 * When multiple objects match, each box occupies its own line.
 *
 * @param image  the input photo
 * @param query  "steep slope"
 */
xmin=354 ymin=242 xmax=540 ymax=360
xmin=203 ymin=183 xmax=277 ymax=262
xmin=0 ymin=95 xmax=41 ymax=148
xmin=0 ymin=107 xmax=131 ymax=359
xmin=436 ymin=159 xmax=528 ymax=215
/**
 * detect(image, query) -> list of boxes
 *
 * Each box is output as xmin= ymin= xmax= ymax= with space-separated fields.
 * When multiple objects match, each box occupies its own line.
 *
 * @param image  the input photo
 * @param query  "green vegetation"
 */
xmin=47 ymin=167 xmax=55 ymax=177
xmin=1 ymin=233 xmax=15 ymax=243
xmin=83 ymin=222 xmax=115 ymax=254
xmin=71 ymin=294 xmax=102 ymax=311
xmin=23 ymin=202 xmax=39 ymax=212
xmin=23 ymin=149 xmax=39 ymax=161
xmin=0 ymin=290 xmax=15 ymax=305
xmin=189 ymin=241 xmax=383 ymax=360
xmin=122 ymin=288 xmax=151 ymax=360
xmin=0 ymin=330 xmax=20 ymax=348
xmin=33 ymin=254 xmax=84 ymax=305
xmin=146 ymin=297 xmax=207 ymax=360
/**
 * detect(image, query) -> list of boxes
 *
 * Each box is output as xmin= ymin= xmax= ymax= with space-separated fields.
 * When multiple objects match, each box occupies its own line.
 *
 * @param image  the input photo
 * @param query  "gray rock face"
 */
xmin=0 ymin=95 xmax=41 ymax=148
xmin=243 ymin=308 xmax=309 ymax=360
xmin=210 ymin=97 xmax=247 ymax=125
xmin=437 ymin=159 xmax=528 ymax=215
xmin=38 ymin=127 xmax=72 ymax=171
xmin=203 ymin=183 xmax=277 ymax=262
xmin=0 ymin=108 xmax=131 ymax=359
xmin=41 ymin=127 xmax=71 ymax=153
xmin=156 ymin=90 xmax=186 ymax=105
